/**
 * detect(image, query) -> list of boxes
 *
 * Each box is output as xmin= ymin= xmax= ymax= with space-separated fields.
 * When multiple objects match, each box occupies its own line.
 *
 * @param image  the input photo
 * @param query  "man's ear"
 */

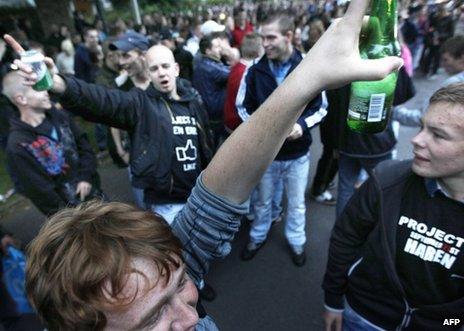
xmin=458 ymin=54 xmax=464 ymax=69
xmin=14 ymin=93 xmax=27 ymax=106
xmin=285 ymin=30 xmax=294 ymax=42
xmin=174 ymin=62 xmax=180 ymax=77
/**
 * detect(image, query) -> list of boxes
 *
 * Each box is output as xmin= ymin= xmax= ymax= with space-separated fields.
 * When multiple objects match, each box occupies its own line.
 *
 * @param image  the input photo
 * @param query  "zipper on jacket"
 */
xmin=348 ymin=257 xmax=363 ymax=276
xmin=396 ymin=299 xmax=417 ymax=330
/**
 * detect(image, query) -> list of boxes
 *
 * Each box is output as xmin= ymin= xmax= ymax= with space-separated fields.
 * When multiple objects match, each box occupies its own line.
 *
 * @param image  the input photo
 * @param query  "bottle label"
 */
xmin=367 ymin=93 xmax=386 ymax=122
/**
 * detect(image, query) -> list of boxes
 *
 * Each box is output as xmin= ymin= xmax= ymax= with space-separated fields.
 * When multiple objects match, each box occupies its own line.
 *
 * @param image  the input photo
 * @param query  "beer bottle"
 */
xmin=347 ymin=0 xmax=400 ymax=133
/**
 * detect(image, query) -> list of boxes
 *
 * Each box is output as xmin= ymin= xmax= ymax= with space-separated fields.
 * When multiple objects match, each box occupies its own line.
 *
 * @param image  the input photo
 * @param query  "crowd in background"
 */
xmin=1 ymin=0 xmax=464 ymax=329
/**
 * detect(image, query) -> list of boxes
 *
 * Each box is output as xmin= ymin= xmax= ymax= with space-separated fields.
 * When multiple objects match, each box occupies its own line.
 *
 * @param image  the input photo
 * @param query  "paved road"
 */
xmin=0 ymin=73 xmax=444 ymax=330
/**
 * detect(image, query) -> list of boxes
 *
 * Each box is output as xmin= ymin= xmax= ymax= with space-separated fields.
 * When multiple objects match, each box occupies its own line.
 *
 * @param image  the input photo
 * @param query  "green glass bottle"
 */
xmin=347 ymin=0 xmax=400 ymax=133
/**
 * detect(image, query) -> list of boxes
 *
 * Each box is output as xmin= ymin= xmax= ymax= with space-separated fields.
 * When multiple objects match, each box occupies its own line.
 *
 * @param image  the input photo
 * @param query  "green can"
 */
xmin=20 ymin=50 xmax=54 ymax=91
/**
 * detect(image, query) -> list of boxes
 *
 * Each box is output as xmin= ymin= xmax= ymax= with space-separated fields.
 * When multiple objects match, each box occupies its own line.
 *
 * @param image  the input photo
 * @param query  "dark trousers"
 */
xmin=311 ymin=145 xmax=338 ymax=196
xmin=94 ymin=123 xmax=108 ymax=151
xmin=421 ymin=44 xmax=441 ymax=75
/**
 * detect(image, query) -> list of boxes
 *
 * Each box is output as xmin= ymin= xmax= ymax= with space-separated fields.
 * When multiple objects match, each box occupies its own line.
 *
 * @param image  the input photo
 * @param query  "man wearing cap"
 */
xmin=97 ymin=32 xmax=151 ymax=208
xmin=159 ymin=28 xmax=194 ymax=81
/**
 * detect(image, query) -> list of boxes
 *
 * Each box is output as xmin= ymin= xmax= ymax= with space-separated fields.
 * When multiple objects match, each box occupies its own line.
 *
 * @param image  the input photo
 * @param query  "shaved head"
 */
xmin=145 ymin=44 xmax=180 ymax=98
xmin=146 ymin=44 xmax=176 ymax=63
xmin=2 ymin=70 xmax=28 ymax=103
xmin=2 ymin=70 xmax=51 ymax=111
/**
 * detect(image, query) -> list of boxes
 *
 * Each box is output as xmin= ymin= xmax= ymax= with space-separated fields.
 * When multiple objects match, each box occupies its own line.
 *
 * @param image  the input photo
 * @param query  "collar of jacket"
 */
xmin=253 ymin=48 xmax=302 ymax=77
xmin=145 ymin=78 xmax=198 ymax=103
xmin=9 ymin=107 xmax=60 ymax=137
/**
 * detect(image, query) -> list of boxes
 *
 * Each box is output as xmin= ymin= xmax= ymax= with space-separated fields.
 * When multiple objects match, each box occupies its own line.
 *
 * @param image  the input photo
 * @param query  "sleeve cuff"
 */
xmin=324 ymin=291 xmax=345 ymax=310
xmin=324 ymin=304 xmax=344 ymax=313
xmin=196 ymin=172 xmax=250 ymax=215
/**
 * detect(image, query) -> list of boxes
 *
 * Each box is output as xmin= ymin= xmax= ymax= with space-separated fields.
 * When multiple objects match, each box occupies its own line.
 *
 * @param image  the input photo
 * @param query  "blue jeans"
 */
xmin=151 ymin=203 xmax=185 ymax=225
xmin=127 ymin=167 xmax=146 ymax=209
xmin=343 ymin=303 xmax=385 ymax=331
xmin=249 ymin=176 xmax=282 ymax=221
xmin=336 ymin=153 xmax=392 ymax=216
xmin=250 ymin=153 xmax=310 ymax=246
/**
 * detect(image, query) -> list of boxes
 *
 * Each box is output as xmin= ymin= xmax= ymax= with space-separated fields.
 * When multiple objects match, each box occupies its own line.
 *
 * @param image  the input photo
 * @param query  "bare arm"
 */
xmin=202 ymin=0 xmax=403 ymax=204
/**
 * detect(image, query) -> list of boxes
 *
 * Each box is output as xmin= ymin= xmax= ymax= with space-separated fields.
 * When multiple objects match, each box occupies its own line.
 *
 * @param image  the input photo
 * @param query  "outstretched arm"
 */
xmin=202 ymin=0 xmax=403 ymax=204
xmin=4 ymin=35 xmax=139 ymax=131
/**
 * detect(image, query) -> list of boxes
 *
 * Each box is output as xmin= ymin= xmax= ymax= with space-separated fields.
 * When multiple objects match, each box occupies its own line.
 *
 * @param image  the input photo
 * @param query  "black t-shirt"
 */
xmin=144 ymin=97 xmax=202 ymax=204
xmin=396 ymin=176 xmax=464 ymax=306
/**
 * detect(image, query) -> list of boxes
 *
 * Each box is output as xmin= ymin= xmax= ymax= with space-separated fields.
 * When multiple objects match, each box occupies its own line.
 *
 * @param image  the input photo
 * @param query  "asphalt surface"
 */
xmin=0 ymin=72 xmax=444 ymax=330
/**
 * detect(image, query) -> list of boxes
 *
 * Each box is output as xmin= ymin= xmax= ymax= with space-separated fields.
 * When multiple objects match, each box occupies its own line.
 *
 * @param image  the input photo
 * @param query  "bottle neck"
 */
xmin=362 ymin=0 xmax=399 ymax=57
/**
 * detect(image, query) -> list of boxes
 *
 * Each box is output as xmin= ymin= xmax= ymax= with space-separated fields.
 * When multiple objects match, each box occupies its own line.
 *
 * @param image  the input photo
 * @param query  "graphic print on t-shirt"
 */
xmin=172 ymin=115 xmax=199 ymax=172
xmin=398 ymin=215 xmax=463 ymax=269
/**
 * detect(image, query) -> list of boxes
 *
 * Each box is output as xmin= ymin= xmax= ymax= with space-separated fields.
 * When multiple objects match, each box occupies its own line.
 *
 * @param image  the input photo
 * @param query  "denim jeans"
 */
xmin=343 ymin=303 xmax=385 ymax=331
xmin=336 ymin=153 xmax=391 ymax=217
xmin=272 ymin=173 xmax=284 ymax=220
xmin=151 ymin=203 xmax=185 ymax=225
xmin=249 ymin=176 xmax=283 ymax=221
xmin=127 ymin=167 xmax=146 ymax=209
xmin=250 ymin=153 xmax=310 ymax=246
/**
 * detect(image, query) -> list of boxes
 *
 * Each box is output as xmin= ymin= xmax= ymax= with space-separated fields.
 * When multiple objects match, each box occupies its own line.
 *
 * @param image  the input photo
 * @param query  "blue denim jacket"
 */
xmin=172 ymin=173 xmax=248 ymax=286
xmin=172 ymin=174 xmax=248 ymax=330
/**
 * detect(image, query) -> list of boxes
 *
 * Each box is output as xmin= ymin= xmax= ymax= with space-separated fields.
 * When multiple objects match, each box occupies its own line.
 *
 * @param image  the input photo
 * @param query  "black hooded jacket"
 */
xmin=6 ymin=107 xmax=100 ymax=215
xmin=57 ymin=76 xmax=213 ymax=204
xmin=323 ymin=160 xmax=464 ymax=330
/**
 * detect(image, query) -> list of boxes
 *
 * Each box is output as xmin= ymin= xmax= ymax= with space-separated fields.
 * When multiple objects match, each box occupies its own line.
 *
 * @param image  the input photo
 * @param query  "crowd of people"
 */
xmin=0 ymin=0 xmax=463 ymax=330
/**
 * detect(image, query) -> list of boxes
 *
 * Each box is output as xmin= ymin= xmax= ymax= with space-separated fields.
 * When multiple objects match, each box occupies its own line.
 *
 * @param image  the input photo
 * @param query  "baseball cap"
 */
xmin=200 ymin=20 xmax=225 ymax=36
xmin=109 ymin=30 xmax=150 ymax=52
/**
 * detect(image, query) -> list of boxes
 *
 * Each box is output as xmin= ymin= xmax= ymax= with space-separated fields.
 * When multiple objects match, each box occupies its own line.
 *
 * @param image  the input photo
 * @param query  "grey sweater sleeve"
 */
xmin=171 ymin=173 xmax=249 ymax=286
xmin=391 ymin=106 xmax=422 ymax=127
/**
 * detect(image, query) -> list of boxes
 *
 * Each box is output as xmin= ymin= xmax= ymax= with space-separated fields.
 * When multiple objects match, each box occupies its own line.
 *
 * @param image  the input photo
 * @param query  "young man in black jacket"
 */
xmin=59 ymin=43 xmax=214 ymax=226
xmin=2 ymin=71 xmax=103 ymax=216
xmin=323 ymin=84 xmax=464 ymax=330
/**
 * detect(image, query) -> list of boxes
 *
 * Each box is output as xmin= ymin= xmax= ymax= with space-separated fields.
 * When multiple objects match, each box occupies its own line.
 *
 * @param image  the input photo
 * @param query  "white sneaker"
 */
xmin=313 ymin=190 xmax=336 ymax=206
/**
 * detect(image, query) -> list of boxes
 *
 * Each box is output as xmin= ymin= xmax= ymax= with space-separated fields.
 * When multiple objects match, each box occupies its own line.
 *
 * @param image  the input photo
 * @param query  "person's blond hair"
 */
xmin=26 ymin=200 xmax=183 ymax=330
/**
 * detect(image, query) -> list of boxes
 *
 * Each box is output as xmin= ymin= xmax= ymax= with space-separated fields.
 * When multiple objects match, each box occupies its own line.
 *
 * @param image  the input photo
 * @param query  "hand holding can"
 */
xmin=20 ymin=50 xmax=54 ymax=91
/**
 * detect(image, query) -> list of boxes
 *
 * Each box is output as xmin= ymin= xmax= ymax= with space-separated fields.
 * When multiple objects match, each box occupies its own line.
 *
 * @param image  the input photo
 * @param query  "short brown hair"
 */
xmin=26 ymin=201 xmax=183 ymax=330
xmin=429 ymin=82 xmax=464 ymax=105
xmin=441 ymin=35 xmax=464 ymax=58
xmin=263 ymin=14 xmax=295 ymax=35
xmin=240 ymin=32 xmax=263 ymax=59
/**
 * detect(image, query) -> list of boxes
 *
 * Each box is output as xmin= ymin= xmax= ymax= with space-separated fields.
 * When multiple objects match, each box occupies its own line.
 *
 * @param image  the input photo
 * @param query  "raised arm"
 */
xmin=202 ymin=0 xmax=403 ymax=204
xmin=4 ymin=35 xmax=139 ymax=131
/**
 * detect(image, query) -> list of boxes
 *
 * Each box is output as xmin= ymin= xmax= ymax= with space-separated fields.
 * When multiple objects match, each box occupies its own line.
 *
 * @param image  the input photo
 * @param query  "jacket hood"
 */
xmin=146 ymin=78 xmax=199 ymax=103
xmin=9 ymin=108 xmax=55 ymax=136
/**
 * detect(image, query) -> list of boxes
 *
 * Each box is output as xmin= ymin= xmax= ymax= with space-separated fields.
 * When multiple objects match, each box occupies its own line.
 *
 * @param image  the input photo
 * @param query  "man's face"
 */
xmin=103 ymin=258 xmax=199 ymax=331
xmin=441 ymin=52 xmax=464 ymax=75
xmin=146 ymin=48 xmax=179 ymax=95
xmin=411 ymin=102 xmax=464 ymax=180
xmin=119 ymin=50 xmax=145 ymax=77
xmin=261 ymin=22 xmax=291 ymax=61
xmin=106 ymin=50 xmax=120 ymax=70
xmin=85 ymin=30 xmax=99 ymax=47
xmin=235 ymin=11 xmax=247 ymax=27
xmin=206 ymin=38 xmax=222 ymax=60
xmin=24 ymin=88 xmax=52 ymax=110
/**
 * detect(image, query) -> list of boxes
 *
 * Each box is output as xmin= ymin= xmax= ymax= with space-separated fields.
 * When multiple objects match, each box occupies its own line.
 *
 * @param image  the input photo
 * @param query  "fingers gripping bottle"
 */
xmin=20 ymin=50 xmax=54 ymax=91
xmin=347 ymin=0 xmax=400 ymax=133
